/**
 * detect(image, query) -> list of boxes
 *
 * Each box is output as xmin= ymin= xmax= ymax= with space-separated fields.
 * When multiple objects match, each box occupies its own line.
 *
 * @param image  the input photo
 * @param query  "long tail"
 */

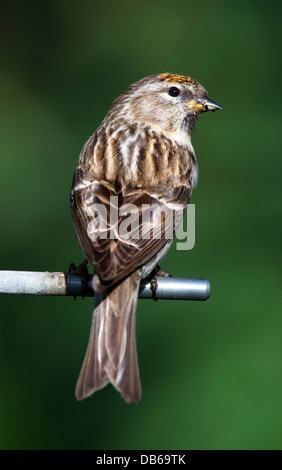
xmin=75 ymin=269 xmax=142 ymax=403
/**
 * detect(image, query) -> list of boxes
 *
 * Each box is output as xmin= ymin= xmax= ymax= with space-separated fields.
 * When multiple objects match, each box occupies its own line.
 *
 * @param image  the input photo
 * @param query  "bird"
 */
xmin=70 ymin=73 xmax=221 ymax=403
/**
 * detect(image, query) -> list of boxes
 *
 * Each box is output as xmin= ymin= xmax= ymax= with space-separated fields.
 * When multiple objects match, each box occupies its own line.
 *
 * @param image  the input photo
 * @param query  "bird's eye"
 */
xmin=168 ymin=87 xmax=180 ymax=97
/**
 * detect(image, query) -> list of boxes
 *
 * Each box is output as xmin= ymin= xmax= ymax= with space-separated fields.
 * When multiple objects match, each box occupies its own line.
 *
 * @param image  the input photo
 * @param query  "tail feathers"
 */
xmin=75 ymin=270 xmax=142 ymax=403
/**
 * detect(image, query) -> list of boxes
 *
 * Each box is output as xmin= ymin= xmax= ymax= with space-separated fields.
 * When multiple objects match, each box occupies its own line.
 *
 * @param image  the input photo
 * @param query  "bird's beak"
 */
xmin=185 ymin=97 xmax=222 ymax=113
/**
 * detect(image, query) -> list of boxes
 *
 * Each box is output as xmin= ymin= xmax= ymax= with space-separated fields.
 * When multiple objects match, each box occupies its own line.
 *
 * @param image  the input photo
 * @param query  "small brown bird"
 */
xmin=71 ymin=73 xmax=221 ymax=403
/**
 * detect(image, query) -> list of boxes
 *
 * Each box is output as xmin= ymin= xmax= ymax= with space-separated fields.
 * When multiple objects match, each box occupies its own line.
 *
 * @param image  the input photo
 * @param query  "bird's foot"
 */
xmin=68 ymin=259 xmax=89 ymax=300
xmin=149 ymin=265 xmax=172 ymax=301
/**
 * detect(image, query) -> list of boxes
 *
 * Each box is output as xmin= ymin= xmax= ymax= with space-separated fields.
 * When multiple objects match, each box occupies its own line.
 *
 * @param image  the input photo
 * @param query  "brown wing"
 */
xmin=71 ymin=180 xmax=191 ymax=286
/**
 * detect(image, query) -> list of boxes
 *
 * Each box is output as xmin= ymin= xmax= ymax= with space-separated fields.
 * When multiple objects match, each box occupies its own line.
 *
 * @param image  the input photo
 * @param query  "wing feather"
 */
xmin=71 ymin=181 xmax=191 ymax=286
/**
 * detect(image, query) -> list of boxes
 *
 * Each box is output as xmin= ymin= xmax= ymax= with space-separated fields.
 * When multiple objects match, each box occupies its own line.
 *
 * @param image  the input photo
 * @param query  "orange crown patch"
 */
xmin=159 ymin=73 xmax=197 ymax=86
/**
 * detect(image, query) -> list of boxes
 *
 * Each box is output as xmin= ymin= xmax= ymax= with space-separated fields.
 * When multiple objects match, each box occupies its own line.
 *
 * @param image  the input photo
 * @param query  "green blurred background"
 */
xmin=0 ymin=0 xmax=281 ymax=450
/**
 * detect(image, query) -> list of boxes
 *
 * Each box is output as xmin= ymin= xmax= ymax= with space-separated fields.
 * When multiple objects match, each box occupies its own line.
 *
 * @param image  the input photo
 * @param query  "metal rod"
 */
xmin=0 ymin=270 xmax=210 ymax=301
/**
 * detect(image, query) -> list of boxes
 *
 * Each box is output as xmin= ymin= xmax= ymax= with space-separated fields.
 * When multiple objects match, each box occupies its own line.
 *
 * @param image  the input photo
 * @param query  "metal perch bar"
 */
xmin=0 ymin=270 xmax=210 ymax=301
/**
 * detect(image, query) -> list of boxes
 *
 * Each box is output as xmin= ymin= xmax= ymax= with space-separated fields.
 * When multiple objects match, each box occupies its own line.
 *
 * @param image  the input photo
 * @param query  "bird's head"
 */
xmin=106 ymin=73 xmax=221 ymax=139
